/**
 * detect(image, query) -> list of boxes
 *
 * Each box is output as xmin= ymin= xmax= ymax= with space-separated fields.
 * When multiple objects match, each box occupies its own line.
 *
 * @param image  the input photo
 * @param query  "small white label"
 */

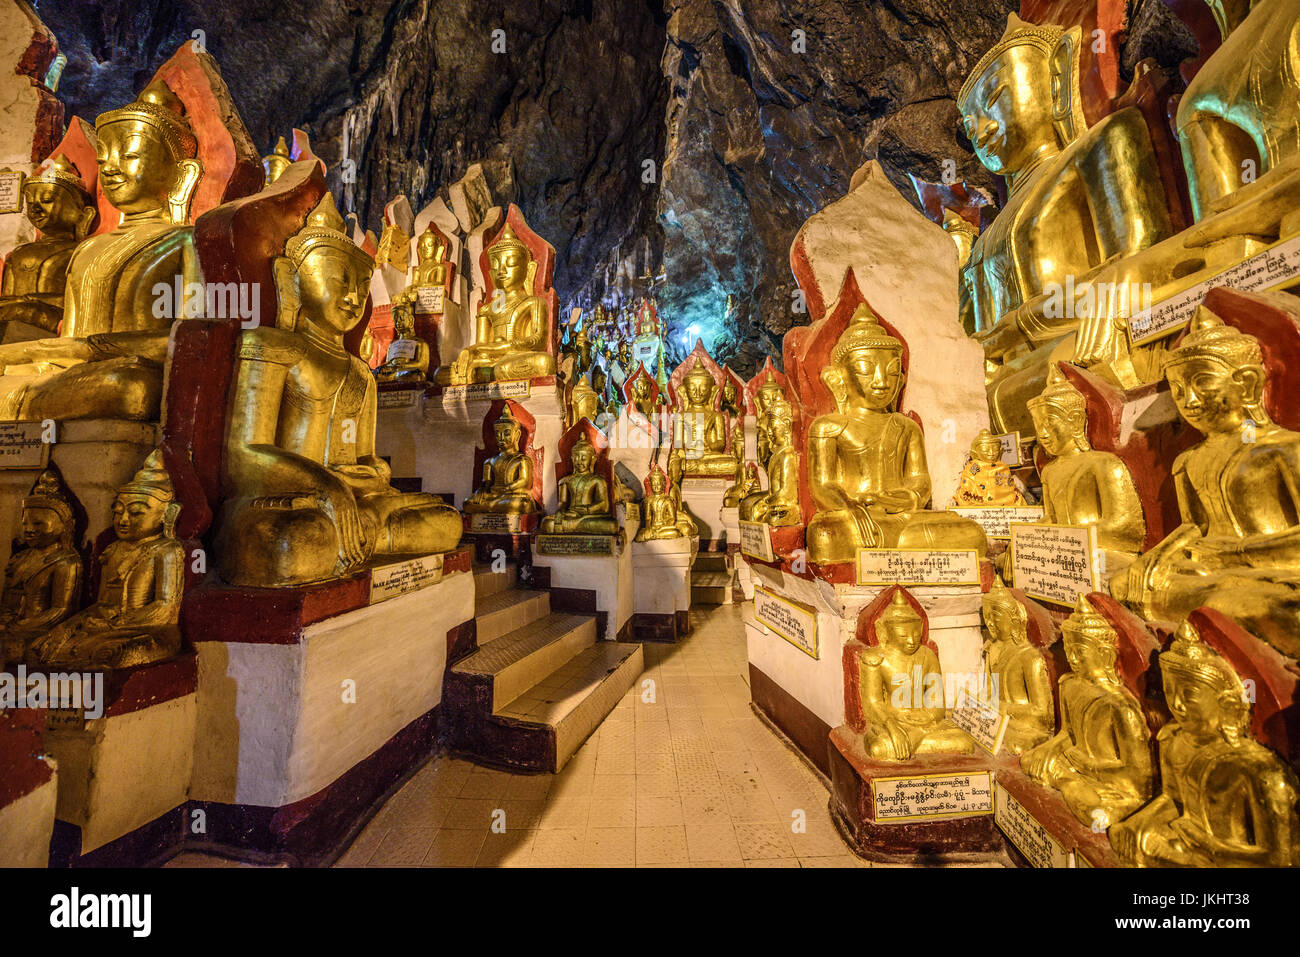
xmin=441 ymin=379 xmax=532 ymax=403
xmin=414 ymin=285 xmax=445 ymax=314
xmin=0 ymin=422 xmax=49 ymax=468
xmin=370 ymin=553 xmax=444 ymax=603
xmin=738 ymin=520 xmax=774 ymax=562
xmin=856 ymin=549 xmax=981 ymax=586
xmin=872 ymin=771 xmax=994 ymax=823
xmin=386 ymin=340 xmax=418 ymax=362
xmin=377 ymin=389 xmax=420 ymax=410
xmin=1010 ymin=523 xmax=1098 ymax=606
xmin=949 ymin=505 xmax=1044 ymax=541
xmin=469 ymin=512 xmax=527 ymax=533
xmin=754 ymin=586 xmax=817 ymax=659
xmin=950 ymin=703 xmax=1009 ymax=756
xmin=994 ymin=782 xmax=1074 ymax=868
xmin=0 ymin=171 xmax=24 ymax=214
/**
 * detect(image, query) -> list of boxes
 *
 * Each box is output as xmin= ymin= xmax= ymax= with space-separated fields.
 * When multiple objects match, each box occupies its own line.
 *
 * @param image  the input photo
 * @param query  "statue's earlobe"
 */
xmin=75 ymin=204 xmax=98 ymax=241
xmin=169 ymin=158 xmax=203 ymax=224
xmin=1050 ymin=26 xmax=1086 ymax=145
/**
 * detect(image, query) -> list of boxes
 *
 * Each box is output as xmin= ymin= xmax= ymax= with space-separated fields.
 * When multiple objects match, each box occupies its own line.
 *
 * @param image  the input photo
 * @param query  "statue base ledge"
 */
xmin=631 ymin=535 xmax=696 ymax=637
xmin=531 ymin=542 xmax=635 ymax=642
xmin=995 ymin=767 xmax=1120 ymax=868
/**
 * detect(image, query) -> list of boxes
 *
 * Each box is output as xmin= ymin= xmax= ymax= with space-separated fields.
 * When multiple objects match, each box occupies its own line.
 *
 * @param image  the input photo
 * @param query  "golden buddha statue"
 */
xmin=1113 ymin=308 xmax=1300 ymax=657
xmin=805 ymin=305 xmax=986 ymax=564
xmin=0 ymin=78 xmax=205 ymax=422
xmin=410 ymin=225 xmax=448 ymax=289
xmin=740 ymin=399 xmax=801 ymax=527
xmin=590 ymin=367 xmax=610 ymax=413
xmin=981 ymin=580 xmax=1053 ymax=754
xmin=673 ymin=357 xmax=738 ymax=477
xmin=463 ymin=406 xmax=538 ymax=516
xmin=571 ymin=324 xmax=594 ymax=380
xmin=568 ymin=376 xmax=600 ymax=429
xmin=1110 ymin=620 xmax=1300 ymax=867
xmin=214 ymin=193 xmax=462 ymax=587
xmin=959 ymin=15 xmax=1175 ymax=430
xmin=0 ymin=155 xmax=96 ymax=340
xmin=1028 ymin=365 xmax=1145 ymax=563
xmin=374 ymin=290 xmax=429 ymax=383
xmin=720 ymin=376 xmax=742 ymax=420
xmin=860 ymin=590 xmax=976 ymax=761
xmin=0 ymin=468 xmax=82 ymax=662
xmin=541 ymin=435 xmax=619 ymax=535
xmin=724 ymin=460 xmax=759 ymax=509
xmin=435 ymin=224 xmax=555 ymax=385
xmin=1021 ymin=596 xmax=1154 ymax=828
xmin=29 ymin=450 xmax=184 ymax=669
xmin=752 ymin=376 xmax=786 ymax=469
xmin=635 ymin=467 xmax=695 ymax=541
xmin=374 ymin=221 xmax=410 ymax=274
xmin=263 ymin=136 xmax=292 ymax=185
xmin=628 ymin=372 xmax=657 ymax=420
xmin=951 ymin=428 xmax=1025 ymax=506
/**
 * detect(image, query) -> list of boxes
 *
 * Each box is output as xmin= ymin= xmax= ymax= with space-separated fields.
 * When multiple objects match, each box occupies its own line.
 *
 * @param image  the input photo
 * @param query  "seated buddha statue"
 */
xmin=805 ymin=305 xmax=987 ymax=564
xmin=951 ymin=428 xmax=1025 ymax=506
xmin=980 ymin=580 xmax=1053 ymax=754
xmin=374 ymin=290 xmax=429 ymax=383
xmin=1027 ymin=365 xmax=1145 ymax=567
xmin=214 ymin=193 xmax=462 ymax=587
xmin=29 ymin=451 xmax=185 ymax=669
xmin=720 ymin=377 xmax=742 ymax=420
xmin=724 ymin=461 xmax=759 ymax=509
xmin=1113 ymin=308 xmax=1300 ymax=658
xmin=628 ymin=372 xmax=657 ymax=420
xmin=673 ymin=358 xmax=738 ymax=477
xmin=591 ymin=367 xmax=611 ymax=414
xmin=959 ymin=15 xmax=1176 ymax=431
xmin=0 ymin=155 xmax=97 ymax=341
xmin=410 ymin=226 xmax=448 ymax=289
xmin=568 ymin=376 xmax=600 ymax=429
xmin=0 ymin=468 xmax=82 ymax=662
xmin=636 ymin=467 xmax=696 ymax=541
xmin=860 ymin=590 xmax=976 ymax=760
xmin=1021 ymin=596 xmax=1154 ymax=828
xmin=434 ymin=224 xmax=555 ymax=385
xmin=541 ymin=436 xmax=619 ymax=535
xmin=463 ymin=406 xmax=539 ymax=516
xmin=0 ymin=78 xmax=205 ymax=422
xmin=1110 ymin=620 xmax=1300 ymax=868
xmin=752 ymin=377 xmax=786 ymax=469
xmin=740 ymin=398 xmax=801 ymax=527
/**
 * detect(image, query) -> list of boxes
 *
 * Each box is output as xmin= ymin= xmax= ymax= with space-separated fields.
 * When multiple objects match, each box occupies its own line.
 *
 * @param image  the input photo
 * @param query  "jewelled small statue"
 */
xmin=951 ymin=428 xmax=1025 ymax=506
xmin=29 ymin=451 xmax=184 ymax=669
xmin=541 ymin=435 xmax=618 ymax=535
xmin=0 ymin=155 xmax=97 ymax=340
xmin=673 ymin=357 xmax=740 ymax=477
xmin=374 ymin=289 xmax=429 ymax=383
xmin=1021 ymin=596 xmax=1154 ymax=828
xmin=740 ymin=397 xmax=801 ymax=527
xmin=860 ymin=590 xmax=976 ymax=760
xmin=0 ymin=468 xmax=82 ymax=662
xmin=805 ymin=305 xmax=986 ymax=564
xmin=1110 ymin=620 xmax=1300 ymax=867
xmin=410 ymin=225 xmax=449 ymax=289
xmin=263 ymin=136 xmax=292 ymax=185
xmin=463 ymin=405 xmax=539 ymax=516
xmin=635 ymin=467 xmax=695 ymax=541
xmin=215 ymin=193 xmax=462 ymax=587
xmin=981 ymin=580 xmax=1053 ymax=754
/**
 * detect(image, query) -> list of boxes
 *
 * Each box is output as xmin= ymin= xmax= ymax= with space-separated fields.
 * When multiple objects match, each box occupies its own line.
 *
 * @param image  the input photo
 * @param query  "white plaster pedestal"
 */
xmin=630 ymin=535 xmax=695 ymax=641
xmin=679 ymin=476 xmax=729 ymax=545
xmin=533 ymin=537 xmax=634 ymax=642
xmin=0 ymin=766 xmax=56 ymax=866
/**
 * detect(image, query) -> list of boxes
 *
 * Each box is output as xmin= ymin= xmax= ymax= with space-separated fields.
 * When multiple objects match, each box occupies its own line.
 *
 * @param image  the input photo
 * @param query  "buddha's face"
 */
xmin=495 ymin=421 xmax=521 ymax=453
xmin=843 ymin=347 xmax=903 ymax=409
xmin=96 ymin=122 xmax=179 ymax=214
xmin=723 ymin=382 xmax=738 ymax=405
xmin=23 ymin=182 xmax=81 ymax=236
xmin=650 ymin=471 xmax=666 ymax=494
xmin=21 ymin=507 xmax=66 ymax=549
xmin=974 ymin=433 xmax=1003 ymax=464
xmin=1030 ymin=404 xmax=1083 ymax=457
xmin=593 ymin=371 xmax=607 ymax=392
xmin=418 ymin=233 xmax=437 ymax=262
xmin=881 ymin=613 xmax=924 ymax=657
xmin=112 ymin=493 xmax=167 ymax=541
xmin=489 ymin=246 xmax=528 ymax=292
xmin=685 ymin=375 xmax=713 ymax=407
xmin=573 ymin=445 xmax=595 ymax=474
xmin=1166 ymin=359 xmax=1254 ymax=436
xmin=632 ymin=378 xmax=649 ymax=399
xmin=983 ymin=599 xmax=1023 ymax=644
xmin=1063 ymin=630 xmax=1113 ymax=681
xmin=1163 ymin=670 xmax=1225 ymax=740
xmin=769 ymin=415 xmax=792 ymax=449
xmin=298 ymin=247 xmax=370 ymax=335
xmin=960 ymin=46 xmax=1055 ymax=176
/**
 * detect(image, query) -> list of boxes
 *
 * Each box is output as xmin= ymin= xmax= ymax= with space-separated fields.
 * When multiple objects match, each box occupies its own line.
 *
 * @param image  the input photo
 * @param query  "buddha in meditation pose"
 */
xmin=463 ymin=406 xmax=538 ymax=516
xmin=805 ymin=305 xmax=986 ymax=564
xmin=1021 ymin=596 xmax=1153 ymax=828
xmin=0 ymin=468 xmax=82 ymax=662
xmin=0 ymin=155 xmax=97 ymax=341
xmin=29 ymin=451 xmax=184 ymax=669
xmin=980 ymin=580 xmax=1053 ymax=754
xmin=374 ymin=290 xmax=429 ymax=383
xmin=740 ymin=398 xmax=801 ymax=527
xmin=435 ymin=224 xmax=554 ymax=384
xmin=1110 ymin=620 xmax=1300 ymax=867
xmin=859 ymin=590 xmax=976 ymax=761
xmin=628 ymin=371 xmax=658 ymax=420
xmin=410 ymin=225 xmax=449 ymax=289
xmin=214 ymin=193 xmax=462 ymax=587
xmin=673 ymin=358 xmax=740 ymax=477
xmin=636 ymin=467 xmax=696 ymax=541
xmin=752 ymin=376 xmax=786 ymax=469
xmin=724 ymin=461 xmax=760 ymax=509
xmin=0 ymin=78 xmax=205 ymax=422
xmin=1113 ymin=308 xmax=1300 ymax=658
xmin=541 ymin=436 xmax=618 ymax=535
xmin=951 ymin=428 xmax=1024 ymax=506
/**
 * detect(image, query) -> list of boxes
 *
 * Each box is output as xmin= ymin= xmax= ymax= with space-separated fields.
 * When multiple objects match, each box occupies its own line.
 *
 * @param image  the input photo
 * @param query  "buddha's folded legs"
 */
xmin=359 ymin=495 xmax=463 ymax=557
xmin=492 ymin=351 xmax=555 ymax=382
xmin=0 ymin=355 xmax=164 ymax=423
xmin=1145 ymin=570 xmax=1300 ymax=659
xmin=217 ymin=501 xmax=344 ymax=586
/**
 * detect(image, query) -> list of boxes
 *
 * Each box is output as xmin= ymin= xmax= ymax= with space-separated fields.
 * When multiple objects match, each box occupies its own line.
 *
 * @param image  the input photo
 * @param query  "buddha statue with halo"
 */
xmin=1021 ymin=596 xmax=1154 ymax=828
xmin=805 ymin=304 xmax=986 ymax=564
xmin=463 ymin=405 xmax=539 ymax=516
xmin=541 ymin=435 xmax=618 ymax=535
xmin=29 ymin=450 xmax=185 ymax=669
xmin=0 ymin=78 xmax=204 ymax=422
xmin=673 ymin=357 xmax=740 ymax=477
xmin=215 ymin=193 xmax=462 ymax=587
xmin=1110 ymin=620 xmax=1300 ymax=868
xmin=636 ymin=467 xmax=696 ymax=541
xmin=374 ymin=289 xmax=429 ymax=383
xmin=435 ymin=223 xmax=555 ymax=384
xmin=951 ymin=428 xmax=1025 ymax=506
xmin=980 ymin=580 xmax=1054 ymax=754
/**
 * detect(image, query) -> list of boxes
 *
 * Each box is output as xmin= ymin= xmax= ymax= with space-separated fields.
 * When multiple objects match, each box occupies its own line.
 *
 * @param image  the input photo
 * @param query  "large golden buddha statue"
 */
xmin=463 ymin=406 xmax=538 ymax=516
xmin=1021 ymin=596 xmax=1154 ymax=828
xmin=214 ymin=193 xmax=462 ymax=587
xmin=673 ymin=357 xmax=742 ymax=477
xmin=805 ymin=305 xmax=986 ymax=564
xmin=541 ymin=435 xmax=618 ymax=535
xmin=981 ymin=580 xmax=1053 ymax=755
xmin=0 ymin=78 xmax=204 ymax=422
xmin=435 ymin=224 xmax=554 ymax=385
xmin=1111 ymin=619 xmax=1300 ymax=867
xmin=1113 ymin=308 xmax=1300 ymax=657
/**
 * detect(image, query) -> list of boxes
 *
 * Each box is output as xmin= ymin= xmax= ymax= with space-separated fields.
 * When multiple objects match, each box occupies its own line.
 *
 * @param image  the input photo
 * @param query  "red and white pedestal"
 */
xmin=0 ymin=708 xmax=56 ymax=867
xmin=630 ymin=535 xmax=695 ymax=642
xmin=532 ymin=536 xmax=634 ymax=642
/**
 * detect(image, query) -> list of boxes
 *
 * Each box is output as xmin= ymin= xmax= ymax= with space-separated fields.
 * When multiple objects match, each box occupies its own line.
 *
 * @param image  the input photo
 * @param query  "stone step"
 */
xmin=473 ymin=588 xmax=551 ymax=646
xmin=691 ymin=570 xmax=734 ymax=605
xmin=451 ymin=612 xmax=597 ymax=712
xmin=472 ymin=562 xmax=515 ymax=599
xmin=692 ymin=551 xmax=730 ymax=572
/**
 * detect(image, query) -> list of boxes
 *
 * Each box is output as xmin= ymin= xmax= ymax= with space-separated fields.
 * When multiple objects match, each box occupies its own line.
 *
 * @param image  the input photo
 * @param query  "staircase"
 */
xmin=690 ymin=550 xmax=736 ymax=605
xmin=445 ymin=561 xmax=643 ymax=772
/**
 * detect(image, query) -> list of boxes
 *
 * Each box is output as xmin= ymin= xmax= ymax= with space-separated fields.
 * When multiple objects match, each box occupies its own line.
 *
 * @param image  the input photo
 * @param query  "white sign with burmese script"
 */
xmin=370 ymin=553 xmax=444 ymax=603
xmin=738 ymin=520 xmax=774 ymax=562
xmin=0 ymin=422 xmax=48 ymax=468
xmin=377 ymin=388 xmax=420 ymax=410
xmin=856 ymin=549 xmax=980 ymax=586
xmin=872 ymin=770 xmax=994 ymax=823
xmin=414 ymin=285 xmax=445 ymax=314
xmin=441 ymin=379 xmax=531 ymax=403
xmin=994 ymin=782 xmax=1074 ymax=868
xmin=1010 ymin=522 xmax=1098 ymax=606
xmin=996 ymin=430 xmax=1022 ymax=467
xmin=949 ymin=505 xmax=1044 ymax=541
xmin=0 ymin=170 xmax=23 ymax=214
xmin=468 ymin=512 xmax=528 ymax=533
xmin=754 ymin=586 xmax=817 ymax=659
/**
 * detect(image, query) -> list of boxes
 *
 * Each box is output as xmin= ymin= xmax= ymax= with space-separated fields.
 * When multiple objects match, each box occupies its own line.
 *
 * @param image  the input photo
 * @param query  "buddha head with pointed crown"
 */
xmin=23 ymin=154 xmax=95 ymax=240
xmin=1160 ymin=620 xmax=1251 ymax=745
xmin=95 ymin=77 xmax=202 ymax=224
xmin=487 ymin=223 xmax=535 ymax=297
xmin=113 ymin=449 xmax=180 ymax=542
xmin=826 ymin=303 xmax=905 ymax=412
xmin=571 ymin=434 xmax=599 ymax=476
xmin=1163 ymin=306 xmax=1269 ymax=437
xmin=682 ymin=357 xmax=717 ymax=409
xmin=878 ymin=590 xmax=925 ymax=657
xmin=263 ymin=136 xmax=292 ymax=185
xmin=493 ymin=405 xmax=525 ymax=454
xmin=275 ymin=192 xmax=374 ymax=336
xmin=20 ymin=467 xmax=76 ymax=551
xmin=416 ymin=225 xmax=443 ymax=264
xmin=983 ymin=578 xmax=1029 ymax=645
xmin=1027 ymin=363 xmax=1090 ymax=456
xmin=1060 ymin=595 xmax=1119 ymax=684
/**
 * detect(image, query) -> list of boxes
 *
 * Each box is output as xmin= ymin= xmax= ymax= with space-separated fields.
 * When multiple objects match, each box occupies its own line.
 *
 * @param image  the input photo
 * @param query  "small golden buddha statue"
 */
xmin=860 ymin=590 xmax=976 ymax=760
xmin=724 ymin=460 xmax=759 ymax=509
xmin=572 ymin=324 xmax=594 ymax=379
xmin=805 ymin=305 xmax=986 ymax=564
xmin=591 ymin=367 xmax=610 ymax=413
xmin=541 ymin=436 xmax=619 ymax=535
xmin=1113 ymin=309 xmax=1300 ymax=656
xmin=1021 ymin=596 xmax=1154 ymax=828
xmin=374 ymin=290 xmax=429 ymax=383
xmin=752 ymin=377 xmax=786 ymax=469
xmin=981 ymin=580 xmax=1053 ymax=754
xmin=1110 ymin=620 xmax=1300 ymax=867
xmin=720 ymin=376 xmax=742 ymax=420
xmin=951 ymin=428 xmax=1025 ymax=506
xmin=740 ymin=399 xmax=801 ymax=527
xmin=410 ymin=225 xmax=448 ymax=289
xmin=263 ymin=136 xmax=292 ymax=185
xmin=215 ymin=193 xmax=462 ymax=587
xmin=29 ymin=450 xmax=185 ymax=669
xmin=0 ymin=155 xmax=97 ymax=340
xmin=568 ymin=376 xmax=600 ymax=429
xmin=435 ymin=224 xmax=555 ymax=385
xmin=0 ymin=468 xmax=82 ymax=662
xmin=635 ymin=467 xmax=695 ymax=541
xmin=463 ymin=406 xmax=538 ymax=516
xmin=1028 ymin=365 xmax=1144 ymax=563
xmin=628 ymin=373 xmax=657 ymax=420
xmin=673 ymin=357 xmax=737 ymax=477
